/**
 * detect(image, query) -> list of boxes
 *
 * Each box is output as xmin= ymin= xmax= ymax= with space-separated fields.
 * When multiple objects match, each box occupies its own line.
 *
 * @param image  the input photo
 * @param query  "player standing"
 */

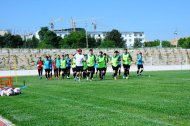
xmin=110 ymin=51 xmax=120 ymax=80
xmin=56 ymin=55 xmax=61 ymax=79
xmin=97 ymin=51 xmax=106 ymax=80
xmin=49 ymin=56 xmax=53 ymax=80
xmin=121 ymin=48 xmax=132 ymax=79
xmin=137 ymin=52 xmax=144 ymax=76
xmin=60 ymin=55 xmax=67 ymax=79
xmin=37 ymin=57 xmax=43 ymax=79
xmin=53 ymin=57 xmax=58 ymax=79
xmin=66 ymin=54 xmax=71 ymax=79
xmin=71 ymin=54 xmax=77 ymax=80
xmin=86 ymin=49 xmax=96 ymax=81
xmin=75 ymin=48 xmax=85 ymax=81
xmin=44 ymin=56 xmax=50 ymax=80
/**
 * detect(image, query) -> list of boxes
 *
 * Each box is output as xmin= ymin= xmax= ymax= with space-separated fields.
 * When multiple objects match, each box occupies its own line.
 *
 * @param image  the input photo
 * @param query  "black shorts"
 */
xmin=45 ymin=69 xmax=50 ymax=73
xmin=66 ymin=67 xmax=71 ymax=71
xmin=123 ymin=64 xmax=130 ymax=70
xmin=87 ymin=66 xmax=95 ymax=72
xmin=137 ymin=64 xmax=143 ymax=69
xmin=97 ymin=68 xmax=106 ymax=71
xmin=61 ymin=68 xmax=67 ymax=73
xmin=118 ymin=64 xmax=121 ymax=68
xmin=38 ymin=69 xmax=43 ymax=71
xmin=72 ymin=68 xmax=76 ymax=72
xmin=112 ymin=66 xmax=118 ymax=71
xmin=76 ymin=66 xmax=83 ymax=72
xmin=83 ymin=69 xmax=87 ymax=72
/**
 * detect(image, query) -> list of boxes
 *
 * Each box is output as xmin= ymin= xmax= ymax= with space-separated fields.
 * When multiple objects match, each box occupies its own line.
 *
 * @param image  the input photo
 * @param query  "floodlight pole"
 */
xmin=174 ymin=30 xmax=178 ymax=48
xmin=85 ymin=23 xmax=88 ymax=49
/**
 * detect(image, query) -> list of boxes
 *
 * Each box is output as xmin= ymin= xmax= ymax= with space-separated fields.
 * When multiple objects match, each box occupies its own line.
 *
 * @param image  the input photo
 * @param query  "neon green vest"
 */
xmin=72 ymin=58 xmax=76 ymax=68
xmin=87 ymin=54 xmax=95 ymax=67
xmin=60 ymin=59 xmax=66 ymax=69
xmin=98 ymin=56 xmax=106 ymax=68
xmin=123 ymin=53 xmax=131 ymax=65
xmin=111 ymin=56 xmax=118 ymax=67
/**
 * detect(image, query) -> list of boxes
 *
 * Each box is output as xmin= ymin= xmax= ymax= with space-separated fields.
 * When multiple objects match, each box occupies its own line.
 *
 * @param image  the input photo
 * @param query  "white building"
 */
xmin=121 ymin=32 xmax=145 ymax=47
xmin=88 ymin=31 xmax=145 ymax=47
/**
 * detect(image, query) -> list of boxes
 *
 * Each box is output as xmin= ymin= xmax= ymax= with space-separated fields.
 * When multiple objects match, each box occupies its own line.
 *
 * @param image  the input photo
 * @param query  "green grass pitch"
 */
xmin=0 ymin=71 xmax=190 ymax=126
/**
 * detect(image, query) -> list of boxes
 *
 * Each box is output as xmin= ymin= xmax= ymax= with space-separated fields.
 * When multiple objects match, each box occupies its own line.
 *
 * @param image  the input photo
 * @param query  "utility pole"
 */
xmin=174 ymin=29 xmax=178 ymax=48
xmin=85 ymin=23 xmax=88 ymax=49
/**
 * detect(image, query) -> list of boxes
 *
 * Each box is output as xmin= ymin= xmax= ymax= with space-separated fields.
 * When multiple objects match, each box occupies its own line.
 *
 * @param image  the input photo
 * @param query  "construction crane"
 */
xmin=71 ymin=17 xmax=100 ymax=32
xmin=71 ymin=18 xmax=76 ymax=32
xmin=70 ymin=17 xmax=101 ymax=48
xmin=71 ymin=17 xmax=89 ymax=32
xmin=49 ymin=18 xmax=63 ymax=30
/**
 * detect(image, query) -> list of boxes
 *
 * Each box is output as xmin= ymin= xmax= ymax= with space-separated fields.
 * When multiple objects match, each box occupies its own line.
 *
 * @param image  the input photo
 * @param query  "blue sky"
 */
xmin=1 ymin=0 xmax=190 ymax=40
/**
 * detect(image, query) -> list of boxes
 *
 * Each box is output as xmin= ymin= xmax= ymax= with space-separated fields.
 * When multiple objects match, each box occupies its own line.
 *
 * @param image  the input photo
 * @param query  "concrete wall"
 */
xmin=0 ymin=48 xmax=190 ymax=70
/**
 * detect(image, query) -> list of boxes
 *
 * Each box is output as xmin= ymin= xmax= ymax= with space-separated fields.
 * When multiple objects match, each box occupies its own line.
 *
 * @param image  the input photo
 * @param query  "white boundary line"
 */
xmin=0 ymin=116 xmax=15 ymax=126
xmin=0 ymin=65 xmax=190 ymax=77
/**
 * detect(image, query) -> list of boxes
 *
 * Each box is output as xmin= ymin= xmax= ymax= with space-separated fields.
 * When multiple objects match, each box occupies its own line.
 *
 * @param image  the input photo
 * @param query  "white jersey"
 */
xmin=75 ymin=53 xmax=85 ymax=66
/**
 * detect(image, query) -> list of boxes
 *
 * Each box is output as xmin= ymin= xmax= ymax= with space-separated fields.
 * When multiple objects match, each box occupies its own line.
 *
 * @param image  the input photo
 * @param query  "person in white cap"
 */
xmin=74 ymin=48 xmax=85 ymax=81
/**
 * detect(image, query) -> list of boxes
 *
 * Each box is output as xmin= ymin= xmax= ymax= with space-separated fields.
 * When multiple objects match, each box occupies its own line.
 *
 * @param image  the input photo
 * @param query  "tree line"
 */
xmin=37 ymin=27 xmax=126 ymax=49
xmin=0 ymin=27 xmax=126 ymax=49
xmin=144 ymin=38 xmax=190 ymax=48
xmin=143 ymin=40 xmax=174 ymax=48
xmin=0 ymin=27 xmax=190 ymax=49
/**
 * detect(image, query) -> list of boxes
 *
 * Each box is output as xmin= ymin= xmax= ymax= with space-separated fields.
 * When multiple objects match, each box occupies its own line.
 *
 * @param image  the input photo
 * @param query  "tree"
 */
xmin=56 ymin=36 xmax=62 ymax=48
xmin=178 ymin=37 xmax=190 ymax=48
xmin=96 ymin=39 xmax=101 ymax=47
xmin=178 ymin=38 xmax=186 ymax=48
xmin=61 ymin=31 xmax=85 ymax=48
xmin=88 ymin=36 xmax=97 ymax=48
xmin=0 ymin=35 xmax=5 ymax=48
xmin=60 ymin=30 xmax=97 ymax=48
xmin=11 ymin=35 xmax=24 ymax=48
xmin=144 ymin=39 xmax=160 ymax=47
xmin=133 ymin=38 xmax=143 ymax=48
xmin=38 ymin=27 xmax=49 ymax=40
xmin=3 ymin=34 xmax=24 ymax=48
xmin=38 ymin=27 xmax=62 ymax=49
xmin=105 ymin=29 xmax=125 ymax=48
xmin=99 ymin=40 xmax=115 ymax=48
xmin=184 ymin=37 xmax=190 ymax=48
xmin=162 ymin=40 xmax=171 ymax=47
xmin=26 ymin=36 xmax=39 ymax=48
xmin=38 ymin=31 xmax=57 ymax=48
xmin=3 ymin=33 xmax=12 ymax=48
